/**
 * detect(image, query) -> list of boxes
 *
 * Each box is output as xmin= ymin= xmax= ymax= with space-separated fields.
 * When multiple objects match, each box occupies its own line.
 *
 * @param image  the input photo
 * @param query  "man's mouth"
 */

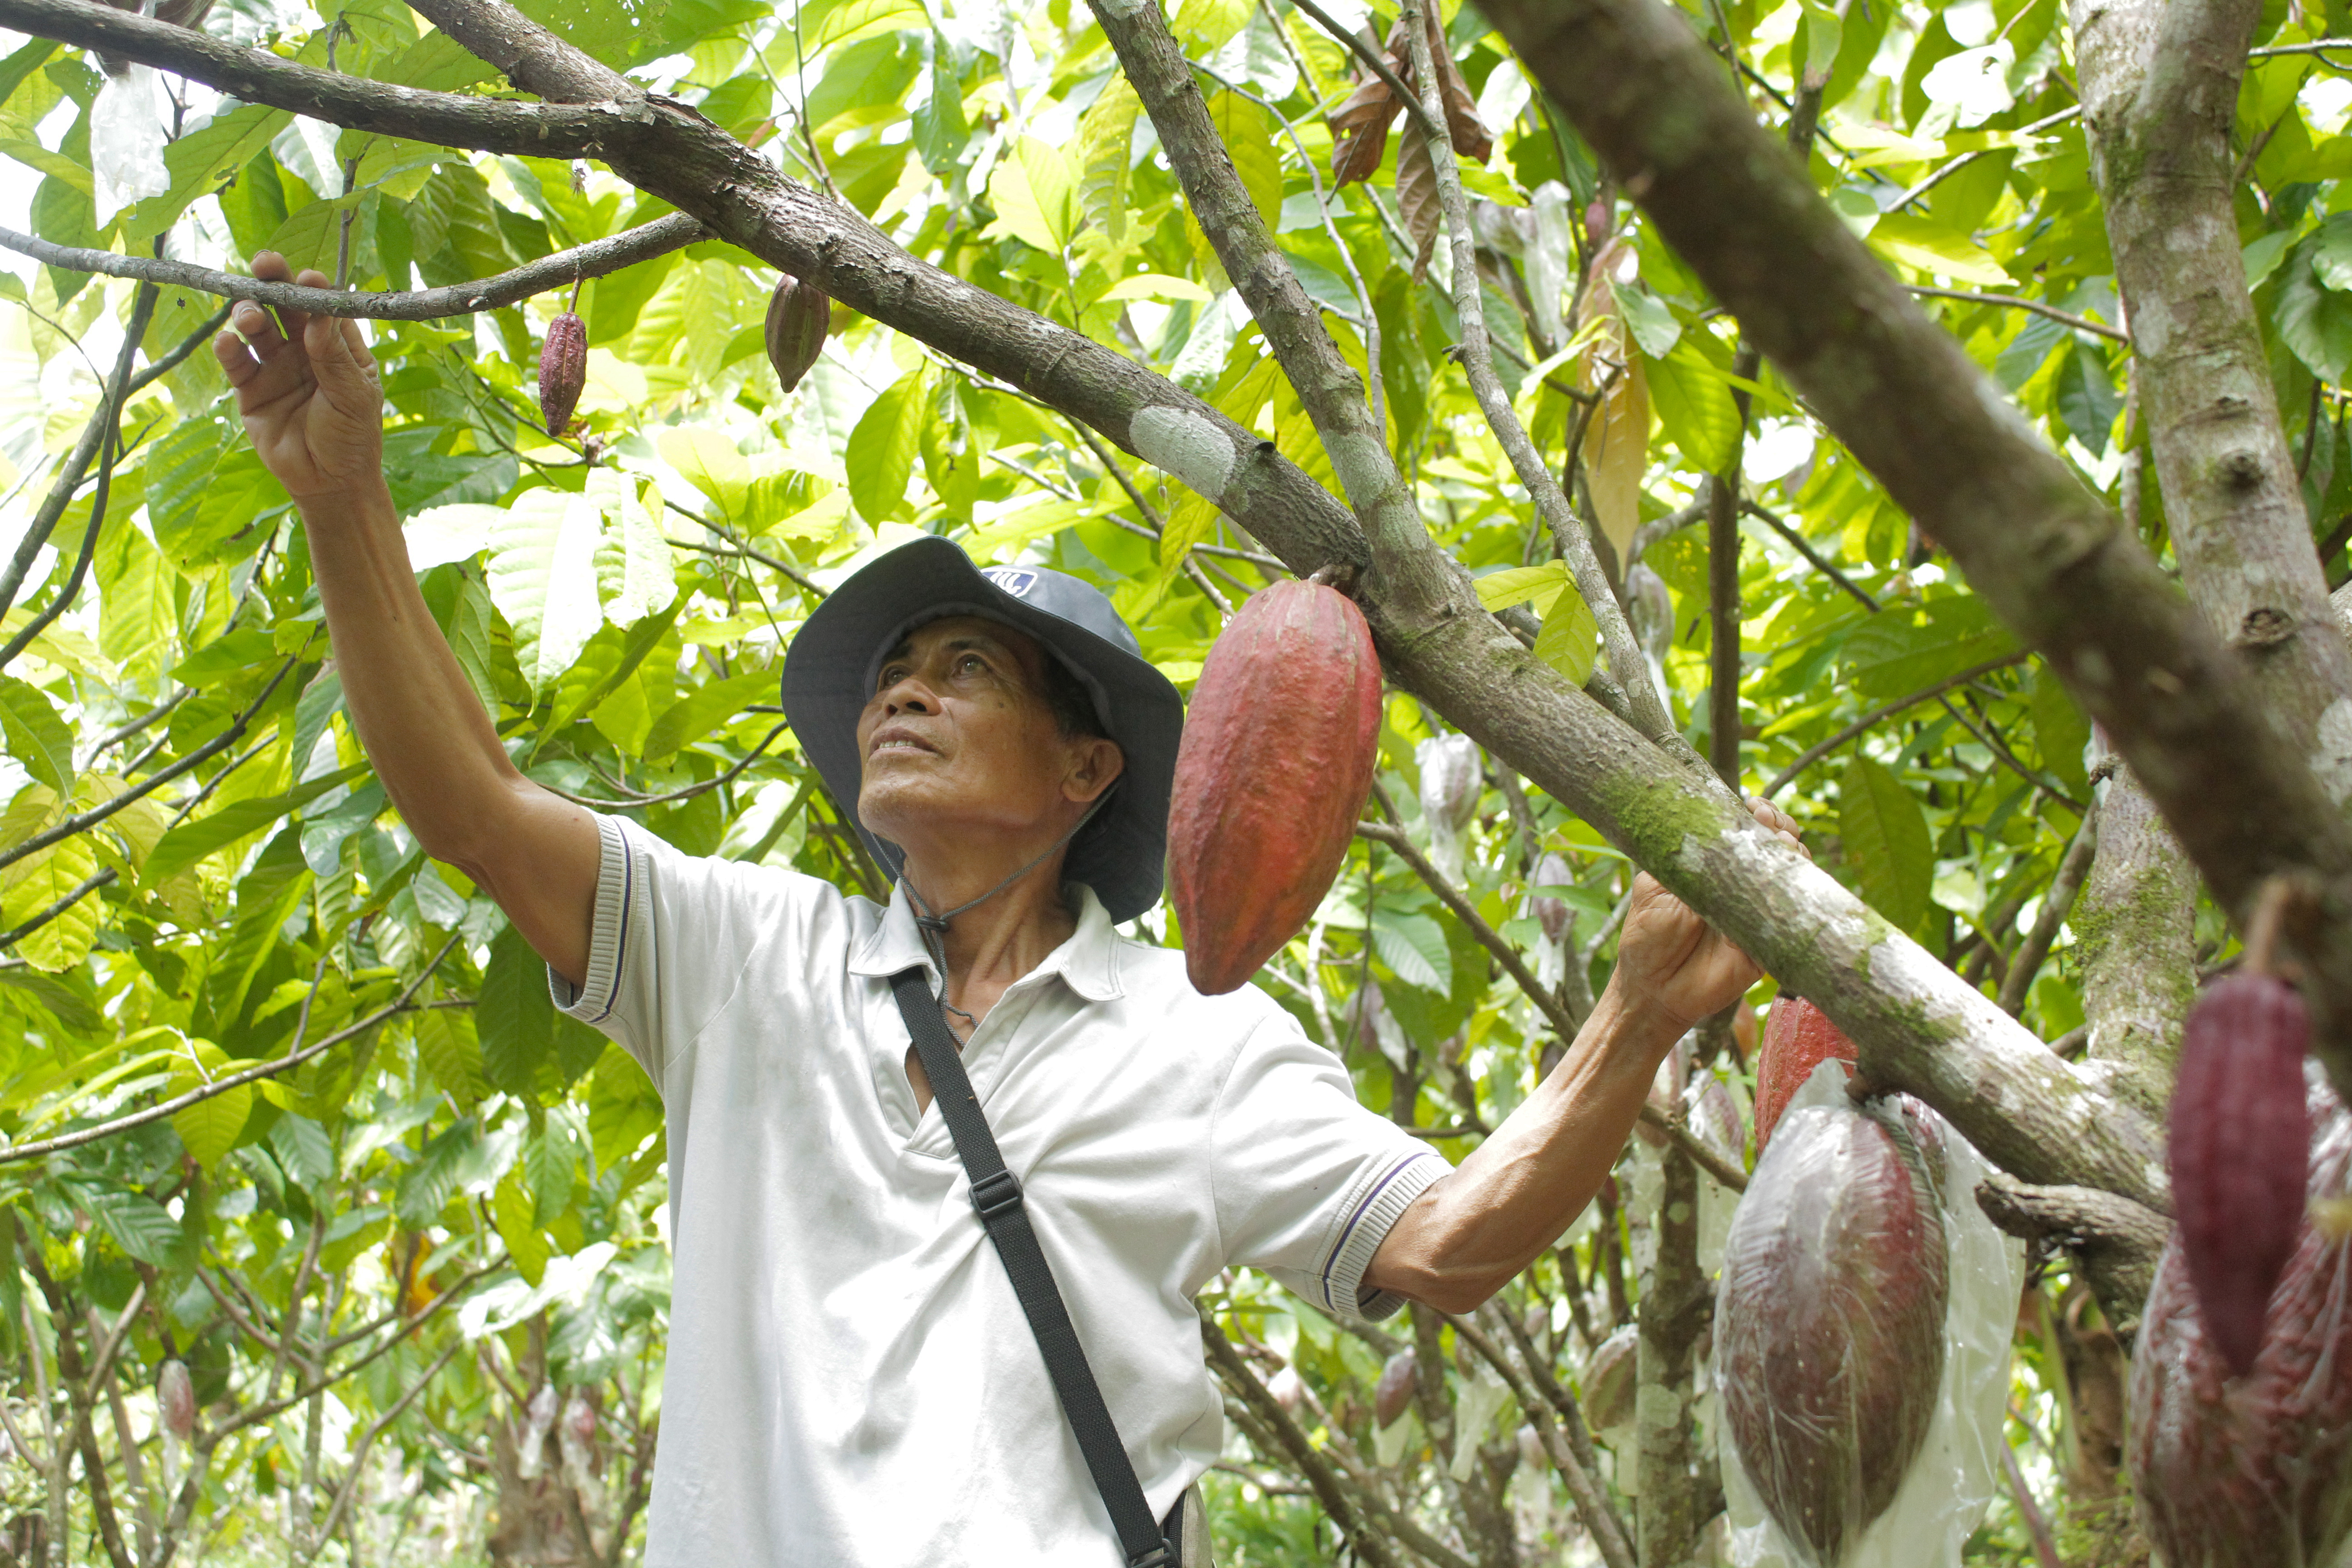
xmin=869 ymin=730 xmax=938 ymax=757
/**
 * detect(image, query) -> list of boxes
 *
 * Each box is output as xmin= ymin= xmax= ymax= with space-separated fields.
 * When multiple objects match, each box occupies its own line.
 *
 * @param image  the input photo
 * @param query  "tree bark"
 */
xmin=2072 ymin=0 xmax=2352 ymax=770
xmin=1481 ymin=0 xmax=2352 ymax=1108
xmin=2074 ymin=758 xmax=2197 ymax=1118
xmin=1634 ymin=1147 xmax=1707 ymax=1568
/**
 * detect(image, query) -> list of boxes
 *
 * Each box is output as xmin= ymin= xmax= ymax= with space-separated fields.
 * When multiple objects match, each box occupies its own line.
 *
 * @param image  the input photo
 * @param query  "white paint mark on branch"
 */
xmin=1131 ymin=405 xmax=1235 ymax=501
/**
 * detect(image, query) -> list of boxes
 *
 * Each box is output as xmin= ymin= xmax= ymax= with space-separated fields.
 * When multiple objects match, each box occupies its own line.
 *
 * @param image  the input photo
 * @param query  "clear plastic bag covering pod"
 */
xmin=2128 ymin=1069 xmax=2352 ymax=1568
xmin=1716 ymin=1062 xmax=2027 ymax=1568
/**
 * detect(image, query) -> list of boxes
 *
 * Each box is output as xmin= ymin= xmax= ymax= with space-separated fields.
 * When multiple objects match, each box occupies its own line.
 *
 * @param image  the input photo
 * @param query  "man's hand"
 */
xmin=211 ymin=252 xmax=386 ymax=504
xmin=1608 ymin=796 xmax=1808 ymax=1031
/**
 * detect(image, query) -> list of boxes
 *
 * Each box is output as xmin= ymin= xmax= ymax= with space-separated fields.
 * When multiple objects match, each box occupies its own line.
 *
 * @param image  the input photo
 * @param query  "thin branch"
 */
xmin=0 ymin=865 xmax=116 ymax=951
xmin=1939 ymin=693 xmax=2083 ymax=812
xmin=0 ymin=215 xmax=705 ymax=321
xmin=541 ymin=720 xmax=789 ymax=808
xmin=1283 ymin=0 xmax=1445 ymax=142
xmin=80 ymin=688 xmax=191 ymax=764
xmin=1997 ymin=801 xmax=2098 ymax=1016
xmin=1886 ymin=104 xmax=2082 ymax=211
xmin=0 ymin=655 xmax=299 ymax=873
xmin=1452 ymin=1308 xmax=1637 ymax=1568
xmin=311 ymin=1340 xmax=465 ymax=1548
xmin=0 ymin=369 xmax=132 ymax=674
xmin=1906 ymin=285 xmax=2128 ymax=343
xmin=1760 ymin=652 xmax=2030 ymax=799
xmin=0 ymin=934 xmax=461 ymax=1164
xmin=1740 ymin=499 xmax=1879 ymax=611
xmin=1355 ymin=817 xmax=1749 ymax=1191
xmin=2249 ymin=36 xmax=2352 ymax=56
xmin=129 ymin=303 xmax=233 ymax=394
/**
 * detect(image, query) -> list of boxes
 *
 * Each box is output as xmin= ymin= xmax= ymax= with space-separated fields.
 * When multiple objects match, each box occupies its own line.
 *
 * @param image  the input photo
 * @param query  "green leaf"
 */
xmin=172 ymin=1083 xmax=252 ymax=1167
xmin=1646 ymin=346 xmax=1741 ymax=476
xmin=642 ymin=667 xmax=775 ymax=763
xmin=1840 ymin=755 xmax=1932 ymax=933
xmin=2278 ymin=238 xmax=2352 ymax=383
xmin=588 ymin=469 xmax=677 ymax=625
xmin=1370 ymin=907 xmax=1452 ymax=994
xmin=1076 ymin=78 xmax=1140 ymax=247
xmin=0 ymin=676 xmax=73 ymax=795
xmin=1474 ymin=561 xmax=1569 ymax=614
xmin=912 ymin=34 xmax=971 ymax=176
xmin=1533 ymin=584 xmax=1599 ymax=685
xmin=2029 ymin=666 xmax=2092 ymax=798
xmin=1172 ymin=0 xmax=1251 ymax=52
xmin=1843 ymin=597 xmax=2016 ymax=699
xmin=525 ymin=1127 xmax=576 ymax=1225
xmin=485 ymin=487 xmax=605 ymax=696
xmin=1207 ymin=92 xmax=1282 ymax=231
xmin=413 ymin=1006 xmax=485 ymax=1102
xmin=811 ymin=0 xmax=926 ymax=49
xmin=986 ymin=135 xmax=1082 ymax=253
xmin=2054 ymin=341 xmax=2123 ymax=456
xmin=1614 ymin=285 xmax=1682 ymax=359
xmin=143 ymin=764 xmax=366 ymax=887
xmin=89 ymin=1190 xmax=190 ymax=1269
xmin=589 ymin=1044 xmax=662 ymax=1171
xmin=120 ymin=104 xmax=290 ymax=243
xmin=491 ymin=1174 xmax=549 ymax=1286
xmin=1868 ymin=214 xmax=2012 ymax=288
xmin=2 ymin=835 xmax=98 ymax=972
xmin=2246 ymin=229 xmax=2296 ymax=290
xmin=0 ymin=965 xmax=101 ymax=1032
xmin=846 ymin=366 xmax=931 ymax=524
xmin=396 ymin=1118 xmax=479 ymax=1229
xmin=2311 ymin=213 xmax=2352 ymax=292
xmin=478 ymin=925 xmax=553 ymax=1094
xmin=269 ymin=1112 xmax=334 ymax=1186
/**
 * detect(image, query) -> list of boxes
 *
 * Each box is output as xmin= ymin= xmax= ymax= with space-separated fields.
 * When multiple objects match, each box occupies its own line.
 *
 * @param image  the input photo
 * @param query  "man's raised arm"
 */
xmin=215 ymin=253 xmax=601 ymax=985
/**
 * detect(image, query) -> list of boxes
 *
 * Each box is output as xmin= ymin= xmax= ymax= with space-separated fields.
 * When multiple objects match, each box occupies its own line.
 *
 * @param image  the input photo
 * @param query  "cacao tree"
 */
xmin=0 ymin=0 xmax=2345 ymax=1560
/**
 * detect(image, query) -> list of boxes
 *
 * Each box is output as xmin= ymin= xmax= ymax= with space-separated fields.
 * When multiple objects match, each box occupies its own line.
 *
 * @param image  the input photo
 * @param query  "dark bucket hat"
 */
xmin=778 ymin=536 xmax=1185 ymax=922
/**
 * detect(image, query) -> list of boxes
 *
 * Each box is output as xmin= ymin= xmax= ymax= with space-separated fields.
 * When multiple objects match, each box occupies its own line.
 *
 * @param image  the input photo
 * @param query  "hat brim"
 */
xmin=778 ymin=536 xmax=1185 ymax=923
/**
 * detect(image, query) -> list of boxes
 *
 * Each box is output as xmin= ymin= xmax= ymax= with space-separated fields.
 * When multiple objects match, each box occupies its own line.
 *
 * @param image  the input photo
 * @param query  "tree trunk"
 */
xmin=1634 ymin=1147 xmax=1706 ymax=1566
xmin=2072 ymin=0 xmax=2352 ymax=782
xmin=2074 ymin=757 xmax=2197 ymax=1118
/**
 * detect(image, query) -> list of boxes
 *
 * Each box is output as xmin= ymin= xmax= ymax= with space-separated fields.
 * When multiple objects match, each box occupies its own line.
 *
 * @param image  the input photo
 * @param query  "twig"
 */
xmin=1354 ymin=817 xmax=1749 ymax=1190
xmin=1760 ymin=652 xmax=2030 ymax=798
xmin=0 ymin=655 xmax=300 ymax=873
xmin=541 ymin=721 xmax=789 ymax=808
xmin=1284 ymin=0 xmax=1444 ymax=142
xmin=1940 ymin=693 xmax=2083 ymax=812
xmin=1453 ymin=1308 xmax=1637 ymax=1568
xmin=0 ymin=934 xmax=461 ymax=1164
xmin=1997 ymin=801 xmax=2098 ymax=1016
xmin=1886 ymin=104 xmax=2082 ymax=211
xmin=1906 ymin=286 xmax=2127 ymax=343
xmin=0 ymin=215 xmax=706 ymax=321
xmin=127 ymin=302 xmax=233 ymax=394
xmin=1740 ymin=499 xmax=1879 ymax=610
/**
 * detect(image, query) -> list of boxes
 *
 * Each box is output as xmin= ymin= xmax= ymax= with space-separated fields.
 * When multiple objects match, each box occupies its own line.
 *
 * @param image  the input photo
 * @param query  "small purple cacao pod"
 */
xmin=159 ymin=1359 xmax=195 ymax=1439
xmin=2170 ymin=971 xmax=2312 ymax=1377
xmin=538 ymin=310 xmax=588 ymax=437
xmin=765 ymin=274 xmax=830 ymax=393
xmin=1581 ymin=1325 xmax=1639 ymax=1433
xmin=1530 ymin=851 xmax=1572 ymax=946
xmin=1374 ymin=1348 xmax=1416 ymax=1429
xmin=565 ymin=1392 xmax=596 ymax=1444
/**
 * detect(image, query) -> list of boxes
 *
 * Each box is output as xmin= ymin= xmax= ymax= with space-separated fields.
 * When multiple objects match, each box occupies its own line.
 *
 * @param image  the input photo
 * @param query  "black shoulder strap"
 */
xmin=889 ymin=967 xmax=1173 ymax=1568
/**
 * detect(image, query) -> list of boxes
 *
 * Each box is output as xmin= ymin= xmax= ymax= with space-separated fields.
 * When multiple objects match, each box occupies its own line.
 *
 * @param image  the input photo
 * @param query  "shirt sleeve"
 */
xmin=1210 ymin=1010 xmax=1449 ymax=1323
xmin=545 ymin=813 xmax=844 ymax=1086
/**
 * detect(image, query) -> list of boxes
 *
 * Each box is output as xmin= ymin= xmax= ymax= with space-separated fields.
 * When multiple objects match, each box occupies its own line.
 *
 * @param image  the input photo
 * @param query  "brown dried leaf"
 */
xmin=1328 ymin=74 xmax=1398 ymax=187
xmin=1396 ymin=130 xmax=1441 ymax=260
xmin=1423 ymin=8 xmax=1493 ymax=163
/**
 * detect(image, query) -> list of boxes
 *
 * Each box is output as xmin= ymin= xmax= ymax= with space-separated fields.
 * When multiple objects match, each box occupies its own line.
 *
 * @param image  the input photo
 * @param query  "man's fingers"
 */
xmin=211 ymin=329 xmax=259 ymax=385
xmin=230 ymin=299 xmax=288 ymax=356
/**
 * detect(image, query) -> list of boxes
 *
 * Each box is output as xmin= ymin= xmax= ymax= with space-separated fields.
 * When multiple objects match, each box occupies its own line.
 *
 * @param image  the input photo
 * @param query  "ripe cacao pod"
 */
xmin=1167 ymin=577 xmax=1382 ymax=995
xmin=765 ymin=274 xmax=830 ymax=392
xmin=158 ymin=1358 xmax=195 ymax=1439
xmin=1718 ymin=1096 xmax=1948 ymax=1565
xmin=1753 ymin=995 xmax=1858 ymax=1152
xmin=538 ymin=310 xmax=587 ymax=437
xmin=1375 ymin=1348 xmax=1417 ymax=1429
xmin=2168 ymin=970 xmax=2312 ymax=1377
xmin=2130 ymin=1075 xmax=2352 ymax=1568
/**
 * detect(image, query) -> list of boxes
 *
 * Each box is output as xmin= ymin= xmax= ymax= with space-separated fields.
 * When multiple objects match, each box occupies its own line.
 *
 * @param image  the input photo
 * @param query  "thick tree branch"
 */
xmin=0 ymin=214 xmax=706 ymax=320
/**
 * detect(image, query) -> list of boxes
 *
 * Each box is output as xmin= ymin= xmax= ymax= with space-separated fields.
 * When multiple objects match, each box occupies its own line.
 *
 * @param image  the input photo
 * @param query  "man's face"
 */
xmin=854 ymin=615 xmax=1121 ymax=848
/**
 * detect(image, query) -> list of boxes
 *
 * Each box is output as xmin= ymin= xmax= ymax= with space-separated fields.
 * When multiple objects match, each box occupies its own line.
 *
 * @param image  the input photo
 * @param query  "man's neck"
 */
xmin=897 ymin=846 xmax=1079 ymax=1011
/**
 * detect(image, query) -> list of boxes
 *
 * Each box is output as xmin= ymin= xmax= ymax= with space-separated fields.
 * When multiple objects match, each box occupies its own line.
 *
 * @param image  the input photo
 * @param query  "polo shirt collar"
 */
xmin=848 ymin=879 xmax=1124 ymax=1003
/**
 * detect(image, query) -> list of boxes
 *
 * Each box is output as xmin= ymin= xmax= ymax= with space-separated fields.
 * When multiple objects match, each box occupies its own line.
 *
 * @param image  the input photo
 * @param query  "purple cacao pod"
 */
xmin=1718 ymin=1097 xmax=1948 ymax=1564
xmin=2131 ymin=1076 xmax=2352 ymax=1568
xmin=538 ymin=311 xmax=587 ymax=436
xmin=1530 ymin=851 xmax=1573 ymax=945
xmin=2169 ymin=971 xmax=2311 ymax=1377
xmin=1581 ymin=1325 xmax=1638 ymax=1434
xmin=764 ymin=274 xmax=830 ymax=392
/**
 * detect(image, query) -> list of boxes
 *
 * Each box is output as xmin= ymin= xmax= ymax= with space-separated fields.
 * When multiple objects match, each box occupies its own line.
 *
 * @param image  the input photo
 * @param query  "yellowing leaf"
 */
xmin=987 ymin=136 xmax=1083 ymax=254
xmin=3 ymin=835 xmax=97 ymax=971
xmin=1474 ymin=561 xmax=1569 ymax=615
xmin=1868 ymin=214 xmax=2012 ymax=288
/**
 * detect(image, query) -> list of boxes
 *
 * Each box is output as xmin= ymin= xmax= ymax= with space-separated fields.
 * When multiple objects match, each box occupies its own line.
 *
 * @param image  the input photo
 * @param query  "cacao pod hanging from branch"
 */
xmin=765 ymin=273 xmax=830 ymax=392
xmin=1167 ymin=574 xmax=1382 ymax=995
xmin=538 ymin=309 xmax=588 ymax=437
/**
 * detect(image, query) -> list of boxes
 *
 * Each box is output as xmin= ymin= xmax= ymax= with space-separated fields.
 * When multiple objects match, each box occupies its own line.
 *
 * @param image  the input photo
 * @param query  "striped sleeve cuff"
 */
xmin=1320 ymin=1151 xmax=1447 ymax=1323
xmin=548 ymin=814 xmax=633 ymax=1025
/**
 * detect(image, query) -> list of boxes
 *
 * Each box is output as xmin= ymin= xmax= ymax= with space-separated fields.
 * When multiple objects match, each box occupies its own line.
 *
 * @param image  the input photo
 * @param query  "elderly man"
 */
xmin=216 ymin=254 xmax=1792 ymax=1567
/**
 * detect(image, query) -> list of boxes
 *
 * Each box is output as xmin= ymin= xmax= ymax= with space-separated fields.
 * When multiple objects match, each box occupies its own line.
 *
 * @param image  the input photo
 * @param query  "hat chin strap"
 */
xmin=898 ymin=786 xmax=1118 ymax=1021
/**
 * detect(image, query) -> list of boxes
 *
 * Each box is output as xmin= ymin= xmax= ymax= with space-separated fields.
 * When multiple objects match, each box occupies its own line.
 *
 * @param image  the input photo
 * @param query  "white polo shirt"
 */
xmin=551 ymin=814 xmax=1447 ymax=1567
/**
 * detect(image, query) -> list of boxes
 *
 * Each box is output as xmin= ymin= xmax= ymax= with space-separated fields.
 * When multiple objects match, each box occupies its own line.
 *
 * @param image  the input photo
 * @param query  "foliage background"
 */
xmin=0 ymin=0 xmax=2326 ymax=1558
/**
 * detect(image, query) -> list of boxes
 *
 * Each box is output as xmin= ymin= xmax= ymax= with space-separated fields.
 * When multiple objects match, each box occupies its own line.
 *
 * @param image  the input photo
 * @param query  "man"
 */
xmin=215 ymin=254 xmax=1798 ymax=1565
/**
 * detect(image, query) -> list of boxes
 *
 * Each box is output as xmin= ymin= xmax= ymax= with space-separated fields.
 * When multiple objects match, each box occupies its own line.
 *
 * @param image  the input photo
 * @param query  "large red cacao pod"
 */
xmin=2168 ymin=971 xmax=2312 ymax=1376
xmin=1753 ymin=995 xmax=1858 ymax=1153
xmin=1719 ymin=1097 xmax=1948 ymax=1565
xmin=2130 ymin=1076 xmax=2352 ymax=1568
xmin=1168 ymin=578 xmax=1381 ymax=995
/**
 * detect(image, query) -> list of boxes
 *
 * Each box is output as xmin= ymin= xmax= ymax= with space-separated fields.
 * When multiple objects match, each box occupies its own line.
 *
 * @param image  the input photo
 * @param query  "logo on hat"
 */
xmin=982 ymin=567 xmax=1039 ymax=598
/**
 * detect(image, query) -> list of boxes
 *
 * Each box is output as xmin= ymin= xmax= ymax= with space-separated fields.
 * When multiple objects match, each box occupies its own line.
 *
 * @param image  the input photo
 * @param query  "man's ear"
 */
xmin=1064 ymin=736 xmax=1126 ymax=803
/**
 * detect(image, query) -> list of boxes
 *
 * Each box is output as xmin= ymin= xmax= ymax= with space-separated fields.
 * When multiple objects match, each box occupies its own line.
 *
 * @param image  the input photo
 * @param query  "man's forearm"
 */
xmin=300 ymin=480 xmax=598 ymax=980
xmin=1364 ymin=981 xmax=1687 ymax=1313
